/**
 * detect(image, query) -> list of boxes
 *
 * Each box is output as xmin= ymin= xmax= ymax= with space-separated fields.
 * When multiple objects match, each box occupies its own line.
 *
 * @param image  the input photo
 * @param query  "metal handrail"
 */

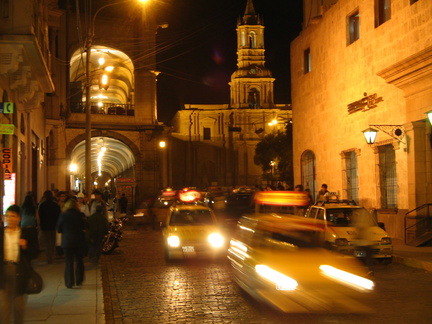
xmin=404 ymin=203 xmax=432 ymax=244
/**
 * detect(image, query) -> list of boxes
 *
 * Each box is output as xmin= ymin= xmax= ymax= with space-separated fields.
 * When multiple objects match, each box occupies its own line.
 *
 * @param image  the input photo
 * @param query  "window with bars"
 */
xmin=301 ymin=150 xmax=316 ymax=202
xmin=343 ymin=151 xmax=359 ymax=203
xmin=378 ymin=144 xmax=397 ymax=209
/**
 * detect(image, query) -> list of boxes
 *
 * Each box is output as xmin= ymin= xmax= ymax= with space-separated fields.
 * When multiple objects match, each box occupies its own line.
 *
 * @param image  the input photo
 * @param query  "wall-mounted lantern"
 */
xmin=362 ymin=127 xmax=378 ymax=144
xmin=426 ymin=111 xmax=432 ymax=126
xmin=362 ymin=125 xmax=405 ymax=144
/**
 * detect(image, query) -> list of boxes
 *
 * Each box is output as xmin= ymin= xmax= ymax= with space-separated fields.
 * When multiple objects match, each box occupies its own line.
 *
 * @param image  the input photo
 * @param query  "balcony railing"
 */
xmin=405 ymin=203 xmax=432 ymax=246
xmin=70 ymin=102 xmax=135 ymax=116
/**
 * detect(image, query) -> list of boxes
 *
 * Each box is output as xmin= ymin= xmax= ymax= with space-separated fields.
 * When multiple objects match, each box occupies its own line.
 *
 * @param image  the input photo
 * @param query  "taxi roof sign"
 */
xmin=178 ymin=189 xmax=202 ymax=203
xmin=254 ymin=191 xmax=310 ymax=207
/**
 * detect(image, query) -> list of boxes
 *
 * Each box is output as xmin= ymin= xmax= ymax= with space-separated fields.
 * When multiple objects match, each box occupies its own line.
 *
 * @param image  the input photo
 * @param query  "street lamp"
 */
xmin=362 ymin=125 xmax=405 ymax=144
xmin=362 ymin=127 xmax=378 ymax=144
xmin=84 ymin=0 xmax=149 ymax=195
xmin=426 ymin=111 xmax=432 ymax=126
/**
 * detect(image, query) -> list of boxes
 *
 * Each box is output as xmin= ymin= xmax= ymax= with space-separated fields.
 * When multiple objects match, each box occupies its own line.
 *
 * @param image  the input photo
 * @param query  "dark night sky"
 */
xmin=154 ymin=0 xmax=303 ymax=123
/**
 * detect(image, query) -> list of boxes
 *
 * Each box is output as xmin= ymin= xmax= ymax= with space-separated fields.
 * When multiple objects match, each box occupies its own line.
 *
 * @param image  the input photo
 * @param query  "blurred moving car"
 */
xmin=153 ymin=188 xmax=178 ymax=228
xmin=304 ymin=198 xmax=393 ymax=264
xmin=224 ymin=187 xmax=255 ymax=216
xmin=228 ymin=214 xmax=374 ymax=313
xmin=162 ymin=189 xmax=226 ymax=260
xmin=203 ymin=186 xmax=226 ymax=210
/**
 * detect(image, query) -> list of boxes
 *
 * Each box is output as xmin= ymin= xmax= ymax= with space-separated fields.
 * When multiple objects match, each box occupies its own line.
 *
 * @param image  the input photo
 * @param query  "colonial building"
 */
xmin=170 ymin=0 xmax=291 ymax=189
xmin=0 ymin=0 xmax=169 ymax=210
xmin=291 ymin=0 xmax=432 ymax=241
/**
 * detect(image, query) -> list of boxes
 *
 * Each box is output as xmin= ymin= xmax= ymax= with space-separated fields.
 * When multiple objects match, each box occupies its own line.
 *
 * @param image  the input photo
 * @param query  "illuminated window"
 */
xmin=304 ymin=48 xmax=311 ymax=74
xmin=375 ymin=0 xmax=391 ymax=27
xmin=249 ymin=31 xmax=256 ymax=48
xmin=203 ymin=127 xmax=211 ymax=140
xmin=348 ymin=11 xmax=360 ymax=44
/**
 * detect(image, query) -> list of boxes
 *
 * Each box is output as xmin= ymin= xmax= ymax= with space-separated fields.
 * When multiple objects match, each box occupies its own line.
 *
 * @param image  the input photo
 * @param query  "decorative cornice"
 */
xmin=377 ymin=45 xmax=432 ymax=95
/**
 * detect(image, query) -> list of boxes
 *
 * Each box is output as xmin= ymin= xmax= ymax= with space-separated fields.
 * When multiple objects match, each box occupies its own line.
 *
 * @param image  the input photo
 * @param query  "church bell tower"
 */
xmin=229 ymin=0 xmax=275 ymax=109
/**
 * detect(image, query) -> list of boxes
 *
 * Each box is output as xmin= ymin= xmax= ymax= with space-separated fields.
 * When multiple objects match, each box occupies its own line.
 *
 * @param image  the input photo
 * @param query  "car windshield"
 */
xmin=170 ymin=210 xmax=215 ymax=226
xmin=326 ymin=207 xmax=376 ymax=227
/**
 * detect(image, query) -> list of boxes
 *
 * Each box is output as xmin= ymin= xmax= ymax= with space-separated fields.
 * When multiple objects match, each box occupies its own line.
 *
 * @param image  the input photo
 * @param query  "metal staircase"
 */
xmin=405 ymin=204 xmax=432 ymax=246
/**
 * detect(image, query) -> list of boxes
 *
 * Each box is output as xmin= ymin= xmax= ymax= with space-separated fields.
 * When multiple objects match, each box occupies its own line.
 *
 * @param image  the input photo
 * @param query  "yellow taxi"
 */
xmin=304 ymin=198 xmax=393 ymax=264
xmin=228 ymin=213 xmax=374 ymax=313
xmin=162 ymin=189 xmax=226 ymax=260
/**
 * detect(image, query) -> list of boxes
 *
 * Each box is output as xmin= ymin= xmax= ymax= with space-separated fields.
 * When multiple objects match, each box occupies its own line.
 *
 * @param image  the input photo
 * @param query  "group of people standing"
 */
xmin=1 ymin=189 xmax=110 ymax=324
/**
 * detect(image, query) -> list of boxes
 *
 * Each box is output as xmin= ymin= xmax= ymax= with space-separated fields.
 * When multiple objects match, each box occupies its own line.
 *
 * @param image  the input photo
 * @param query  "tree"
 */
xmin=254 ymin=126 xmax=293 ymax=187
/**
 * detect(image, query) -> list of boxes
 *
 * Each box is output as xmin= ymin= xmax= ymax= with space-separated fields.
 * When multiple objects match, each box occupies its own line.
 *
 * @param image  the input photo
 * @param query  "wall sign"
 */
xmin=0 ymin=124 xmax=14 ymax=134
xmin=2 ymin=147 xmax=13 ymax=180
xmin=0 ymin=102 xmax=14 ymax=114
xmin=347 ymin=93 xmax=383 ymax=114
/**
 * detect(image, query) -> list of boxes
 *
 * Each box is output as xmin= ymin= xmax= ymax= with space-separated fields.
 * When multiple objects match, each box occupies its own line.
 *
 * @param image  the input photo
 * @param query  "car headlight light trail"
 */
xmin=320 ymin=265 xmax=374 ymax=291
xmin=255 ymin=265 xmax=298 ymax=291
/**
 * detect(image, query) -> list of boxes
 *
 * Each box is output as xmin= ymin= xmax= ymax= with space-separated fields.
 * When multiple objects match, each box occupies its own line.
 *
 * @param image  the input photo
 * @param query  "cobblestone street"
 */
xmin=100 ymin=224 xmax=432 ymax=324
xmin=100 ymin=225 xmax=273 ymax=324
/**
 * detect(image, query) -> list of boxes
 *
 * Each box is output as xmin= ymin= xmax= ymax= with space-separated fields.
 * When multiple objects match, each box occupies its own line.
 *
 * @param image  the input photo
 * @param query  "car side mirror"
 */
xmin=377 ymin=222 xmax=386 ymax=231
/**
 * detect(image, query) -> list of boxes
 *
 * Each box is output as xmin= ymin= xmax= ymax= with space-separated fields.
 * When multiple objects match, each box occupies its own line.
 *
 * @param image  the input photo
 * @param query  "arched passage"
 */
xmin=66 ymin=131 xmax=141 ymax=193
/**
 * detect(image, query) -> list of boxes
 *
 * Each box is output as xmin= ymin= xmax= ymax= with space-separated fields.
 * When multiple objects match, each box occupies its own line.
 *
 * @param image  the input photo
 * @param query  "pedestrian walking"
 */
xmin=56 ymin=198 xmax=87 ymax=288
xmin=87 ymin=205 xmax=109 ymax=263
xmin=20 ymin=193 xmax=38 ymax=228
xmin=0 ymin=205 xmax=39 ymax=324
xmin=89 ymin=190 xmax=107 ymax=220
xmin=38 ymin=190 xmax=61 ymax=264
xmin=76 ymin=192 xmax=90 ymax=217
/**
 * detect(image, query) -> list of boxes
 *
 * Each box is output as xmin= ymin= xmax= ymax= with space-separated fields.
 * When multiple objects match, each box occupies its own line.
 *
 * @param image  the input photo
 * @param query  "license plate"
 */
xmin=354 ymin=250 xmax=366 ymax=257
xmin=182 ymin=246 xmax=195 ymax=253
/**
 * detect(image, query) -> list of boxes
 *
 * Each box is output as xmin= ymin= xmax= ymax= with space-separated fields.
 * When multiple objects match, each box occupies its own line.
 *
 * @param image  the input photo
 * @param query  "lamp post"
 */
xmin=84 ymin=0 xmax=149 ymax=195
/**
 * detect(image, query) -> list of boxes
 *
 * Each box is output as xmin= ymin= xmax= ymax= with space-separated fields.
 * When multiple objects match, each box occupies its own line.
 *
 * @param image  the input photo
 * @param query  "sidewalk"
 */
xmin=392 ymin=238 xmax=432 ymax=272
xmin=23 ymin=239 xmax=432 ymax=323
xmin=25 ymin=257 xmax=104 ymax=324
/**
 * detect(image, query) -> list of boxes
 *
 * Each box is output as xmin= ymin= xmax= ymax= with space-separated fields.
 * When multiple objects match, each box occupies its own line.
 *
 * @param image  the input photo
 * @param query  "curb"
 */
xmin=393 ymin=254 xmax=432 ymax=272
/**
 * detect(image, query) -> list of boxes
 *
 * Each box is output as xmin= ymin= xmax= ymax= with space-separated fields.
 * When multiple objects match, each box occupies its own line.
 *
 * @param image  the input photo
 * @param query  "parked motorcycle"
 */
xmin=102 ymin=216 xmax=127 ymax=254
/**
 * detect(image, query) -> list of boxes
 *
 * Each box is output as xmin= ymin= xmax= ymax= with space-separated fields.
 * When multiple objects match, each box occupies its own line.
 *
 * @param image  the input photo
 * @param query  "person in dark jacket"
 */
xmin=56 ymin=198 xmax=87 ymax=288
xmin=0 ymin=205 xmax=39 ymax=324
xmin=38 ymin=190 xmax=61 ymax=264
xmin=87 ymin=205 xmax=109 ymax=263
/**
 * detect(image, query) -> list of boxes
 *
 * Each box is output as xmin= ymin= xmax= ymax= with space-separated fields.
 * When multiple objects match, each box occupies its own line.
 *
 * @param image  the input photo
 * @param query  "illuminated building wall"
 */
xmin=291 ymin=0 xmax=432 ymax=239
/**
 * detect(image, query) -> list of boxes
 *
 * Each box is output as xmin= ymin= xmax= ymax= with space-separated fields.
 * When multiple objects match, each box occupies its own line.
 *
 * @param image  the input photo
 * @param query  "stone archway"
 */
xmin=65 ymin=130 xmax=141 ymax=195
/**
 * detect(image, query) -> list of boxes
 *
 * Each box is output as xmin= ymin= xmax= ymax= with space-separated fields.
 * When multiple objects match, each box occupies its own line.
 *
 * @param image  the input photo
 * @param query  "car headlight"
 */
xmin=381 ymin=237 xmax=392 ymax=245
xmin=255 ymin=265 xmax=298 ymax=291
xmin=335 ymin=238 xmax=349 ymax=246
xmin=208 ymin=233 xmax=224 ymax=248
xmin=167 ymin=235 xmax=180 ymax=248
